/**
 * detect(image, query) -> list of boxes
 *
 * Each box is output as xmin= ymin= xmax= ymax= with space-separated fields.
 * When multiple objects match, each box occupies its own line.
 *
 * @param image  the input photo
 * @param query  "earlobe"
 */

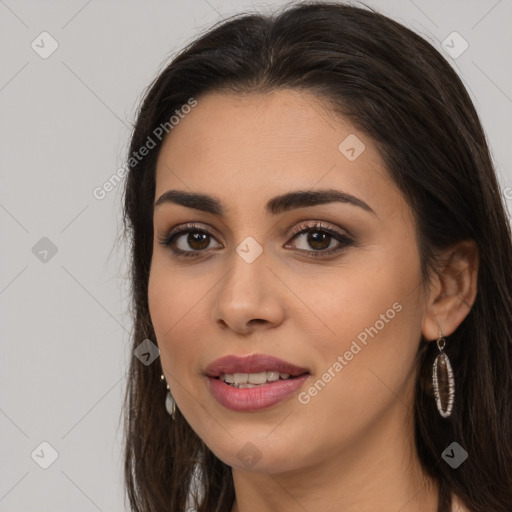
xmin=421 ymin=239 xmax=479 ymax=340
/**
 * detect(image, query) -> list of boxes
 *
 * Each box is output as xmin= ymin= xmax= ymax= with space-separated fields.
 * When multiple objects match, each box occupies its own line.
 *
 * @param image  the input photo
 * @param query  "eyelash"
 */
xmin=157 ymin=221 xmax=354 ymax=259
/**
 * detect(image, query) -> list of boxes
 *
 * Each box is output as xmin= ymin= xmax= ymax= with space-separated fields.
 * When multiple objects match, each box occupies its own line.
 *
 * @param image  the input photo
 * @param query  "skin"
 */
xmin=148 ymin=90 xmax=478 ymax=512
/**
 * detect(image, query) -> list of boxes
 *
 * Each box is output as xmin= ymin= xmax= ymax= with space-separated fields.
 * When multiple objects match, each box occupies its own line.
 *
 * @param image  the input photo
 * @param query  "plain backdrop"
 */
xmin=0 ymin=1 xmax=511 ymax=510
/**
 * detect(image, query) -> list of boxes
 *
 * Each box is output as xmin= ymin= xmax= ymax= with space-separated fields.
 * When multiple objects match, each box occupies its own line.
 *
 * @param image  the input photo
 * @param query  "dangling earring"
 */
xmin=161 ymin=373 xmax=176 ymax=419
xmin=432 ymin=332 xmax=455 ymax=418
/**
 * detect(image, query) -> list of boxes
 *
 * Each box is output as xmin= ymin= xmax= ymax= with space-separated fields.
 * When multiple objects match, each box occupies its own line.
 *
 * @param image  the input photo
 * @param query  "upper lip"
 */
xmin=205 ymin=353 xmax=310 ymax=377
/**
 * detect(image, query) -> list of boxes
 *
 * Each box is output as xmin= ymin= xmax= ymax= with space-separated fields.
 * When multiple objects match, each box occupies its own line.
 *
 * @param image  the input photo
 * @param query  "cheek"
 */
xmin=147 ymin=256 xmax=202 ymax=373
xmin=296 ymin=246 xmax=424 ymax=426
xmin=292 ymin=248 xmax=421 ymax=356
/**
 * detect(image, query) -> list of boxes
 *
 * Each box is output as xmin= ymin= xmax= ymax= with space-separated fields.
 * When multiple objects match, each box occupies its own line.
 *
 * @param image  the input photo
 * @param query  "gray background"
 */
xmin=0 ymin=0 xmax=510 ymax=511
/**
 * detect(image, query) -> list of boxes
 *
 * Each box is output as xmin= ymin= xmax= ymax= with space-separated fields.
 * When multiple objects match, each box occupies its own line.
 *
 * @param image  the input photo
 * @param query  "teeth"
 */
xmin=248 ymin=372 xmax=267 ymax=384
xmin=267 ymin=371 xmax=280 ymax=382
xmin=219 ymin=371 xmax=295 ymax=386
xmin=233 ymin=373 xmax=249 ymax=385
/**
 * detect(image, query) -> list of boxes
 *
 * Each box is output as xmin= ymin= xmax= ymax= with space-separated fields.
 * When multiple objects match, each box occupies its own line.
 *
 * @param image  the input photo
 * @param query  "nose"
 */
xmin=211 ymin=248 xmax=286 ymax=335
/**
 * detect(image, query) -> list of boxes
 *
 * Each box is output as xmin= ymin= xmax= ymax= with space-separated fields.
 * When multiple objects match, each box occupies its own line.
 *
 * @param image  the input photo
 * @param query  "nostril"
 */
xmin=249 ymin=319 xmax=267 ymax=325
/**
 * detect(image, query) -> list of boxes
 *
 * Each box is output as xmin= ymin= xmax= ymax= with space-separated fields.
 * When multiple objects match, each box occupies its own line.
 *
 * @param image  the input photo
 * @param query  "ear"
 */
xmin=421 ymin=239 xmax=479 ymax=341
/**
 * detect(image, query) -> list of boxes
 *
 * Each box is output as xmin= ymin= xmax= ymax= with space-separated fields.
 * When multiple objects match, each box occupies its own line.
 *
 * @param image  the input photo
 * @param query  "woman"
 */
xmin=121 ymin=3 xmax=512 ymax=511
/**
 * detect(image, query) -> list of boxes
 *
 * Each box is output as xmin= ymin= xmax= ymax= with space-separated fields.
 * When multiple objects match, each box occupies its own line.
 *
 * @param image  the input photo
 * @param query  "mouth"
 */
xmin=204 ymin=354 xmax=310 ymax=411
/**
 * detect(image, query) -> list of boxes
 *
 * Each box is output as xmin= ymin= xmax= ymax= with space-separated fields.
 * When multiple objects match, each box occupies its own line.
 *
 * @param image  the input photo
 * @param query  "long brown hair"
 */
xmin=121 ymin=3 xmax=512 ymax=511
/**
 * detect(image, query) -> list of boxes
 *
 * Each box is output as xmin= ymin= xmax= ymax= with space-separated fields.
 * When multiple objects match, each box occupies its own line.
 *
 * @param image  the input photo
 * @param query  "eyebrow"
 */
xmin=154 ymin=188 xmax=376 ymax=216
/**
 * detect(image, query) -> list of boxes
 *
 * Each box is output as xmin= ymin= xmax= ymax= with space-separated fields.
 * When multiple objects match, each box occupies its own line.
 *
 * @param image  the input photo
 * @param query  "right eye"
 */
xmin=157 ymin=223 xmax=222 ymax=259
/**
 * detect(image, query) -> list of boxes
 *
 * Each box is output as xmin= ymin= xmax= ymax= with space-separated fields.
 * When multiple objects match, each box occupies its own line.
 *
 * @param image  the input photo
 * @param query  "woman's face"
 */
xmin=149 ymin=89 xmax=428 ymax=473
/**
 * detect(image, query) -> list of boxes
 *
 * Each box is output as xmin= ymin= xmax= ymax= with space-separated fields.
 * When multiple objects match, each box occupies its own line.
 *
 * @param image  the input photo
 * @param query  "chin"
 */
xmin=206 ymin=432 xmax=307 ymax=474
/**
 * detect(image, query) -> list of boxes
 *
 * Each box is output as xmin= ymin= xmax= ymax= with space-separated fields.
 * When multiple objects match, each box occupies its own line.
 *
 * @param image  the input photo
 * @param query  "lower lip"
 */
xmin=207 ymin=374 xmax=310 ymax=411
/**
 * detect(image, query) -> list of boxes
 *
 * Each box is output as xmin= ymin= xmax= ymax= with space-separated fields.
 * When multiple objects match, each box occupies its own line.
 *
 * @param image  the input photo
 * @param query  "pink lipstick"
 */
xmin=205 ymin=354 xmax=310 ymax=411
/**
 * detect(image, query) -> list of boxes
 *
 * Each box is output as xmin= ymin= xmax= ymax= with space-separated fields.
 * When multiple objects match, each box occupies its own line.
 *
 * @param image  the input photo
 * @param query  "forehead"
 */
xmin=154 ymin=90 xmax=404 ymax=220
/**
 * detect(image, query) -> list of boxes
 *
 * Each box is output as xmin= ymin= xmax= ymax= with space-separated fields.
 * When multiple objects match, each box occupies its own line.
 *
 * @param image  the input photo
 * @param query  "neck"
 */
xmin=230 ymin=400 xmax=439 ymax=512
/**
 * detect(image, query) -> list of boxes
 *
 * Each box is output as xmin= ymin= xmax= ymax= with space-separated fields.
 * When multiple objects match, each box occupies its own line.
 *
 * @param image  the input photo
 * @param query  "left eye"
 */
xmin=158 ymin=221 xmax=353 ymax=259
xmin=285 ymin=222 xmax=354 ymax=257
